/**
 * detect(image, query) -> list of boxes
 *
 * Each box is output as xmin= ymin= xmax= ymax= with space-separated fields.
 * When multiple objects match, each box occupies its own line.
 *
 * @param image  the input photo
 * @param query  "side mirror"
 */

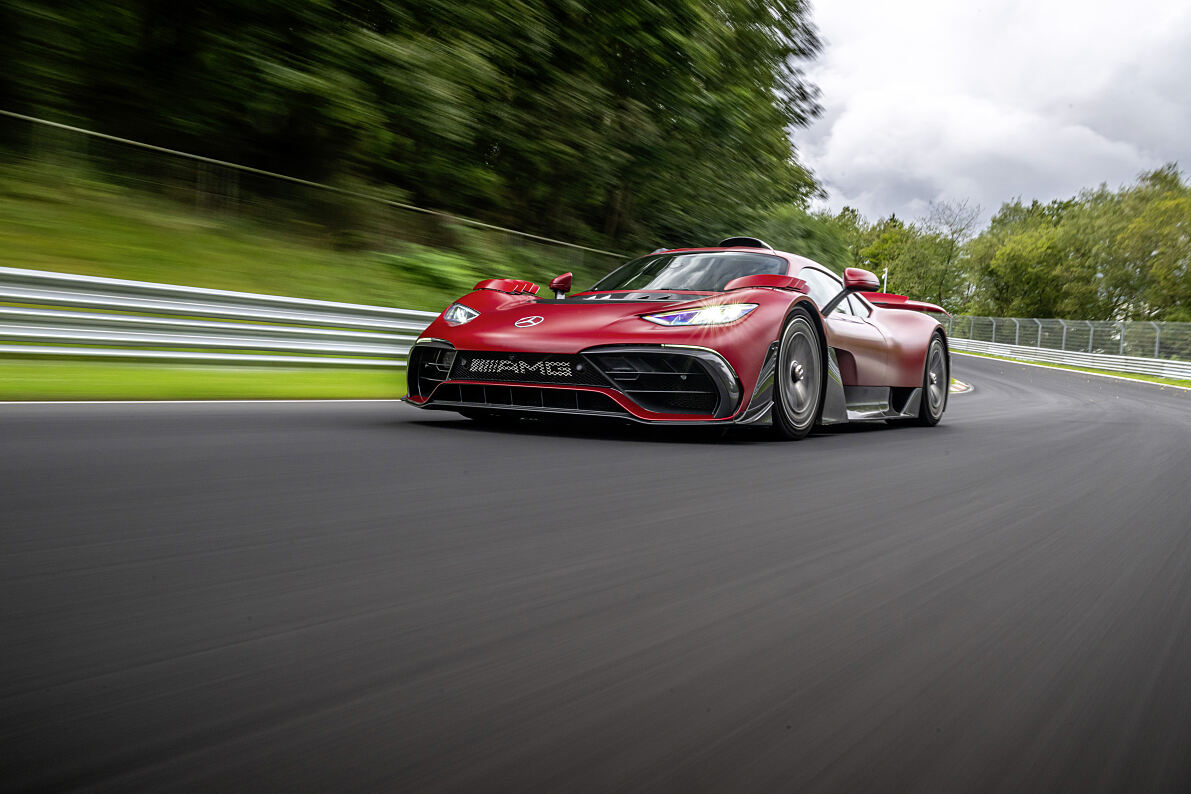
xmin=843 ymin=267 xmax=880 ymax=291
xmin=549 ymin=272 xmax=572 ymax=299
xmin=821 ymin=267 xmax=881 ymax=315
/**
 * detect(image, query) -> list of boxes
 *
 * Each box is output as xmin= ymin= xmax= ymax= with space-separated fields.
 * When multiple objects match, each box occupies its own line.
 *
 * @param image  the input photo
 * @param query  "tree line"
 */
xmin=1 ymin=1 xmax=1185 ymax=320
xmin=829 ymin=166 xmax=1191 ymax=322
xmin=0 ymin=0 xmax=823 ymax=250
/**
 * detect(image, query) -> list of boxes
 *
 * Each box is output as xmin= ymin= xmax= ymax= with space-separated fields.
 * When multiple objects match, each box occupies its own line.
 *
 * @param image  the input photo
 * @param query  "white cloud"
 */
xmin=799 ymin=0 xmax=1191 ymax=223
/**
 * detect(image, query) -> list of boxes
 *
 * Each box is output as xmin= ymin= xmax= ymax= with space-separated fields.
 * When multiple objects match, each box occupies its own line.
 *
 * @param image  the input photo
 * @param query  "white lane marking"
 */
xmin=952 ymin=352 xmax=1191 ymax=392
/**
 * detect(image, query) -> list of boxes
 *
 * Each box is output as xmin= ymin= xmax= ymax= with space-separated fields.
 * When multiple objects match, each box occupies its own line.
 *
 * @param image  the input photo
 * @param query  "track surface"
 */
xmin=3 ymin=354 xmax=1191 ymax=792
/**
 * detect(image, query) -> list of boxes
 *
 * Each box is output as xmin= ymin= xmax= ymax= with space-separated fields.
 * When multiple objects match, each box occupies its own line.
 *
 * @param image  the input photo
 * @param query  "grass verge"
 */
xmin=0 ymin=359 xmax=407 ymax=400
xmin=954 ymin=349 xmax=1191 ymax=389
xmin=0 ymin=162 xmax=609 ymax=311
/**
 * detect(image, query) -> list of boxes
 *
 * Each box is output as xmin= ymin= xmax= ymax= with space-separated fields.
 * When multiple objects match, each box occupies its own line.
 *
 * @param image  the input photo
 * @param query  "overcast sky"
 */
xmin=799 ymin=0 xmax=1191 ymax=224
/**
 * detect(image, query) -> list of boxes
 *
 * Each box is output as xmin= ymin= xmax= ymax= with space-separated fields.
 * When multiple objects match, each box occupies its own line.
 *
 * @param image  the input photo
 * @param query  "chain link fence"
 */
xmin=946 ymin=316 xmax=1191 ymax=362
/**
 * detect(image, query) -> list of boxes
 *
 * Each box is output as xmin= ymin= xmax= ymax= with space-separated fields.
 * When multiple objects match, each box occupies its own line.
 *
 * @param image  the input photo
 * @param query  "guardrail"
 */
xmin=949 ymin=338 xmax=1191 ymax=380
xmin=4 ymin=266 xmax=1188 ymax=381
xmin=0 ymin=267 xmax=436 ymax=366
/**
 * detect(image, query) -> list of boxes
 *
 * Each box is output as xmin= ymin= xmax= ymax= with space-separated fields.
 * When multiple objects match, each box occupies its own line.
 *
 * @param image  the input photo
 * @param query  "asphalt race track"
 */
xmin=3 ymin=354 xmax=1191 ymax=792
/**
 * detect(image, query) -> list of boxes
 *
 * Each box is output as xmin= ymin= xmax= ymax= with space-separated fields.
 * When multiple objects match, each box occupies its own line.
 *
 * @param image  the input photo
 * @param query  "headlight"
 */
xmin=443 ymin=303 xmax=480 ymax=325
xmin=642 ymin=303 xmax=758 ymax=327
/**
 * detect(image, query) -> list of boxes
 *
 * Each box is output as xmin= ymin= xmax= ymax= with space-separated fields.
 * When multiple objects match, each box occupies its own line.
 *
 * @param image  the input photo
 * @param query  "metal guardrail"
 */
xmin=950 ymin=338 xmax=1191 ymax=380
xmin=3 ymin=266 xmax=1187 ymax=381
xmin=0 ymin=267 xmax=436 ymax=366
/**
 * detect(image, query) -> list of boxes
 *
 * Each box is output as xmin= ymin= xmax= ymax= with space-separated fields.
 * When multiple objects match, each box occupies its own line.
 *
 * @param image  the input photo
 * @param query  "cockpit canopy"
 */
xmin=591 ymin=250 xmax=788 ymax=293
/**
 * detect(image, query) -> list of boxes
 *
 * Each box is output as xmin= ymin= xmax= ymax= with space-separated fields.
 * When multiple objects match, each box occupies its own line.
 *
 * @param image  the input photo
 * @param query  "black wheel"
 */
xmin=913 ymin=333 xmax=948 ymax=426
xmin=772 ymin=307 xmax=824 ymax=440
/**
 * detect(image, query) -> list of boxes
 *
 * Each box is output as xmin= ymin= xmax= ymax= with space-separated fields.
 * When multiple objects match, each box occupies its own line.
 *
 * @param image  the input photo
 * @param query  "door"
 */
xmin=796 ymin=268 xmax=888 ymax=385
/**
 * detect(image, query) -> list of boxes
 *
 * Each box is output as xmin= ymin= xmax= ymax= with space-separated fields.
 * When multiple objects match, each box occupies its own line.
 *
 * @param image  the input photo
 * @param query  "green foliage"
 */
xmin=816 ymin=203 xmax=979 ymax=313
xmin=818 ymin=171 xmax=1190 ymax=321
xmin=1 ymin=0 xmax=824 ymax=252
xmin=748 ymin=204 xmax=849 ymax=272
xmin=0 ymin=163 xmax=611 ymax=311
xmin=966 ymin=166 xmax=1191 ymax=320
xmin=373 ymin=222 xmax=605 ymax=295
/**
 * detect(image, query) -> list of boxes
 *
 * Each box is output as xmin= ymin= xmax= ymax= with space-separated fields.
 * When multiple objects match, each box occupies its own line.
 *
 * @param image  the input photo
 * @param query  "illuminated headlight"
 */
xmin=642 ymin=303 xmax=758 ymax=327
xmin=443 ymin=303 xmax=480 ymax=325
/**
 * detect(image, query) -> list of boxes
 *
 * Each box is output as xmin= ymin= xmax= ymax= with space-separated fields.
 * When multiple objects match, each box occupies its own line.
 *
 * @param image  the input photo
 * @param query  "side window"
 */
xmin=798 ymin=268 xmax=849 ymax=314
xmin=847 ymin=294 xmax=872 ymax=317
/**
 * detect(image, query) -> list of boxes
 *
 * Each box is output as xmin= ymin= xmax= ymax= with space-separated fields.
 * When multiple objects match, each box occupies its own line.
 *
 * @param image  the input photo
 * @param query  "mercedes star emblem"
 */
xmin=514 ymin=316 xmax=545 ymax=327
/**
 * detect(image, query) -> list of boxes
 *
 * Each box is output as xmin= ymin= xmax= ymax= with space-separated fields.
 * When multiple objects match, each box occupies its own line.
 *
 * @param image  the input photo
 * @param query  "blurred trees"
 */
xmin=0 ymin=0 xmax=824 ymax=251
xmin=7 ymin=1 xmax=1185 ymax=319
xmin=747 ymin=204 xmax=849 ymax=272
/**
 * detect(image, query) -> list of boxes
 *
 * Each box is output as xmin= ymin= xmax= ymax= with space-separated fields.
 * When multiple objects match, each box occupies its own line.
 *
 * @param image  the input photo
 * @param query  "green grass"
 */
xmin=0 ymin=358 xmax=408 ymax=400
xmin=0 ymin=161 xmax=608 ymax=311
xmin=954 ymin=349 xmax=1191 ymax=388
xmin=0 ymin=168 xmax=448 ymax=310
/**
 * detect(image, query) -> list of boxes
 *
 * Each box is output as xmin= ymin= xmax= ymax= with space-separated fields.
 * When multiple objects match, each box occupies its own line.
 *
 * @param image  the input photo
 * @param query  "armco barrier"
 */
xmin=949 ymin=338 xmax=1191 ymax=380
xmin=0 ymin=267 xmax=436 ymax=366
xmin=3 ymin=265 xmax=1188 ymax=380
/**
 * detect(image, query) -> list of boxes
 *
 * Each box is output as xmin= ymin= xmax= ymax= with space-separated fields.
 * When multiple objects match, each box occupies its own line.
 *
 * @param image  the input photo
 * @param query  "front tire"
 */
xmin=772 ymin=308 xmax=824 ymax=440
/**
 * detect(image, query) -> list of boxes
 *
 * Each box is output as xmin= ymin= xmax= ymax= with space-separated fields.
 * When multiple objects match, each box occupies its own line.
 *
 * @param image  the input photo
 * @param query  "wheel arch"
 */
xmin=789 ymin=297 xmax=829 ymax=361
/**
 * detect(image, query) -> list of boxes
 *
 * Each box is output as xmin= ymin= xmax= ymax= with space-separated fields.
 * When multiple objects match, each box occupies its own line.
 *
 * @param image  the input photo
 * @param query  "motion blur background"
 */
xmin=0 ymin=0 xmax=1189 ymax=398
xmin=5 ymin=5 xmax=1191 ymax=792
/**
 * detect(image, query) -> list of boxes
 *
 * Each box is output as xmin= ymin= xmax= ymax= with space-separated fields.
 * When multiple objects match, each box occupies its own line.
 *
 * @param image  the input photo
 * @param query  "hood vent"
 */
xmin=564 ymin=291 xmax=711 ymax=303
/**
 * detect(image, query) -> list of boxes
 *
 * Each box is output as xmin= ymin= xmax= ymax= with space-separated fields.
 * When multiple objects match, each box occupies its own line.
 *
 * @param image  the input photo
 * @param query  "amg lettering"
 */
xmin=467 ymin=358 xmax=572 ymax=378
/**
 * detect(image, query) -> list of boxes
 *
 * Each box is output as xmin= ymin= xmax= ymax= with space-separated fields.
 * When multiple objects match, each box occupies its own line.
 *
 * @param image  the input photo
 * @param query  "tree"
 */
xmin=749 ymin=204 xmax=849 ymax=271
xmin=1 ymin=0 xmax=826 ymax=252
xmin=965 ymin=166 xmax=1190 ymax=320
xmin=922 ymin=200 xmax=980 ymax=307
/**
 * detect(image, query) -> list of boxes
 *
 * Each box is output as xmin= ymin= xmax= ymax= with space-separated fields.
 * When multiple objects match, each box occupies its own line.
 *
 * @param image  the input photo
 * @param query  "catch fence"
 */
xmin=945 ymin=315 xmax=1191 ymax=380
xmin=946 ymin=315 xmax=1191 ymax=363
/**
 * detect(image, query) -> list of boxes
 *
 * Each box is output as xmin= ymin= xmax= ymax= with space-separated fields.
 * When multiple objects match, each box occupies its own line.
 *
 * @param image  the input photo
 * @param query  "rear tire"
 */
xmin=772 ymin=307 xmax=824 ymax=440
xmin=913 ymin=333 xmax=948 ymax=426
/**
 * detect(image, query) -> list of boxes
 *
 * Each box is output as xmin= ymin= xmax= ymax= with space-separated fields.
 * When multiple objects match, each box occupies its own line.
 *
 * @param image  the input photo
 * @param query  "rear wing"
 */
xmin=860 ymin=292 xmax=948 ymax=315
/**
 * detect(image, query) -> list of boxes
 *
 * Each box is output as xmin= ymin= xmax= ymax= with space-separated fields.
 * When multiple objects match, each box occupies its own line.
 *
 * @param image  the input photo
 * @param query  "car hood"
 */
xmin=560 ymin=290 xmax=714 ymax=304
xmin=428 ymin=290 xmax=729 ymax=354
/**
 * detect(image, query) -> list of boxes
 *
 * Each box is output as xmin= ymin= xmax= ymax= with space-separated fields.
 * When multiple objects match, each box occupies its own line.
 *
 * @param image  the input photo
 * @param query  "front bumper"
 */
xmin=405 ymin=339 xmax=745 ymax=423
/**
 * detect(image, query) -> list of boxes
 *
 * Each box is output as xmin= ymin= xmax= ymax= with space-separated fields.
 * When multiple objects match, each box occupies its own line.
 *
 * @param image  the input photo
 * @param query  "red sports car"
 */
xmin=404 ymin=237 xmax=949 ymax=439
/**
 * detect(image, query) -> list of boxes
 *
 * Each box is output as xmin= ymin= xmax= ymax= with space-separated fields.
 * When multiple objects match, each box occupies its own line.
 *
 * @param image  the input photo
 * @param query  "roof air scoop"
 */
xmin=718 ymin=236 xmax=773 ymax=250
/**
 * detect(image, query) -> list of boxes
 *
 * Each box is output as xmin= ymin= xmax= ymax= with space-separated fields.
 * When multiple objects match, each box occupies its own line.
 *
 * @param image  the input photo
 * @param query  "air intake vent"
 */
xmin=407 ymin=344 xmax=456 ymax=398
xmin=429 ymin=383 xmax=627 ymax=415
xmin=586 ymin=351 xmax=720 ymax=415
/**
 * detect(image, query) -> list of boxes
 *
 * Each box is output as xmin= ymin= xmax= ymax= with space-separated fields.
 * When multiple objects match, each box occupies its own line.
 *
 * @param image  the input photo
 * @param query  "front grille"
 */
xmin=585 ymin=351 xmax=720 ymax=415
xmin=449 ymin=352 xmax=609 ymax=387
xmin=421 ymin=347 xmax=728 ymax=418
xmin=430 ymin=383 xmax=627 ymax=414
xmin=408 ymin=344 xmax=456 ymax=398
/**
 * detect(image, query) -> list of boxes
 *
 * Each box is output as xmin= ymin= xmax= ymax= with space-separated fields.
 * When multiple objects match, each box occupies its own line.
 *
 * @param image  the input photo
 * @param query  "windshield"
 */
xmin=591 ymin=251 xmax=788 ymax=292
